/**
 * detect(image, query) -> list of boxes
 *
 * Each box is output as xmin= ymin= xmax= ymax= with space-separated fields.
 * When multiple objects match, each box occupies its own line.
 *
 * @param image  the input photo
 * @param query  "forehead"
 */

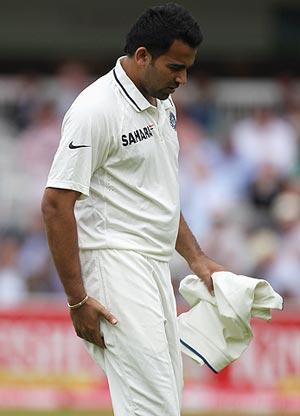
xmin=159 ymin=39 xmax=198 ymax=67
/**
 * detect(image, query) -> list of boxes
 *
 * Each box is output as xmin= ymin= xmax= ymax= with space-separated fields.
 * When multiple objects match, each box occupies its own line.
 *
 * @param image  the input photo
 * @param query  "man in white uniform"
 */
xmin=42 ymin=4 xmax=223 ymax=415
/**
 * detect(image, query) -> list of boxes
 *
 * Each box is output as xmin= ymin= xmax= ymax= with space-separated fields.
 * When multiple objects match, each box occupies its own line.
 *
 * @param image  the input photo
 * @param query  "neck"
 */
xmin=120 ymin=57 xmax=156 ymax=106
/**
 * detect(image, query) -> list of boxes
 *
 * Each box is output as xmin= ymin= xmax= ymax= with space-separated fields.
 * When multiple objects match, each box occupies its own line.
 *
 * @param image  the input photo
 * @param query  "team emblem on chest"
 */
xmin=169 ymin=111 xmax=176 ymax=130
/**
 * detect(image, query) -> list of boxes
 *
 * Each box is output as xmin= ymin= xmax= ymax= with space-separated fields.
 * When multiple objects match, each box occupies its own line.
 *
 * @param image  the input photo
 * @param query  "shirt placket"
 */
xmin=148 ymin=103 xmax=166 ymax=143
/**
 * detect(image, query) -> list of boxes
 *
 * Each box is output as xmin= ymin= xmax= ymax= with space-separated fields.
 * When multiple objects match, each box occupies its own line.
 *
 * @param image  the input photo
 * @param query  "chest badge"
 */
xmin=169 ymin=111 xmax=176 ymax=130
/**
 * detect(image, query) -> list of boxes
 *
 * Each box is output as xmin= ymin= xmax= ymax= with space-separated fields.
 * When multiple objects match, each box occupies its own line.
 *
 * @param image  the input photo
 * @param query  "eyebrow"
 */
xmin=167 ymin=63 xmax=187 ymax=70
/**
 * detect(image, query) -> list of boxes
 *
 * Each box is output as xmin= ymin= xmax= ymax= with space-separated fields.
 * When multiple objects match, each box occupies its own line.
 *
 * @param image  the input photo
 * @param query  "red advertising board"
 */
xmin=0 ymin=301 xmax=299 ymax=412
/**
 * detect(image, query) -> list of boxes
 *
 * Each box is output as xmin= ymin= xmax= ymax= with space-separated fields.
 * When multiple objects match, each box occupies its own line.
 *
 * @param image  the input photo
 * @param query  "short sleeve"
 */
xmin=46 ymin=97 xmax=111 ymax=199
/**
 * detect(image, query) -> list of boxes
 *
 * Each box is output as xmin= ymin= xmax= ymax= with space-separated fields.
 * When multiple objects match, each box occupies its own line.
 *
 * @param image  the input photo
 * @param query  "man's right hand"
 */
xmin=69 ymin=296 xmax=118 ymax=348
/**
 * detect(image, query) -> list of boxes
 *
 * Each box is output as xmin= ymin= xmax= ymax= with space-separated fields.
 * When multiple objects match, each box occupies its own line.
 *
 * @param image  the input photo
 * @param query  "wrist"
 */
xmin=67 ymin=294 xmax=89 ymax=309
xmin=67 ymin=292 xmax=88 ymax=306
xmin=189 ymin=251 xmax=206 ymax=270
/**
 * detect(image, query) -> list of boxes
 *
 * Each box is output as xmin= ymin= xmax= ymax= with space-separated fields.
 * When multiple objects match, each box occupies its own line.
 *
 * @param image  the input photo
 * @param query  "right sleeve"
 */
xmin=46 ymin=98 xmax=111 ymax=199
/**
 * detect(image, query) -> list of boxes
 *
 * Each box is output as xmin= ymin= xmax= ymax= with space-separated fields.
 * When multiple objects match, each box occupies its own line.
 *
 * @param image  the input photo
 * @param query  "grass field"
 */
xmin=0 ymin=411 xmax=293 ymax=416
xmin=0 ymin=413 xmax=266 ymax=416
xmin=0 ymin=412 xmax=268 ymax=416
xmin=0 ymin=412 xmax=219 ymax=416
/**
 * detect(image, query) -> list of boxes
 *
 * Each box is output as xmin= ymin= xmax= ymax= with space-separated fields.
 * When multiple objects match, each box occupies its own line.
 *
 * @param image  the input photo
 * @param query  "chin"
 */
xmin=156 ymin=91 xmax=169 ymax=100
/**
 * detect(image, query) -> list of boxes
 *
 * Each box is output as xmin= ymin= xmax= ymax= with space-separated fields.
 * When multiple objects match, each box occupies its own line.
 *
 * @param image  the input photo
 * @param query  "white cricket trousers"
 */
xmin=79 ymin=249 xmax=183 ymax=416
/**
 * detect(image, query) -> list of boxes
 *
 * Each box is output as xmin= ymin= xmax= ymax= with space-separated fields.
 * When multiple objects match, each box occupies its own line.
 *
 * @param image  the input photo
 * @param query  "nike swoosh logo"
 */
xmin=69 ymin=141 xmax=91 ymax=149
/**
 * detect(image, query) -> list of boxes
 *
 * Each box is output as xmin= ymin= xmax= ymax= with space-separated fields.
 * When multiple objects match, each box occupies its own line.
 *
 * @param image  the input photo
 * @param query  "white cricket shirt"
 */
xmin=47 ymin=58 xmax=180 ymax=261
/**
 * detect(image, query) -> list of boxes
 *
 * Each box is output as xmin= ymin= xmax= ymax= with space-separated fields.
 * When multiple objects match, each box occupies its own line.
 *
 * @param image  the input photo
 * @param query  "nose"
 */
xmin=175 ymin=69 xmax=187 ymax=86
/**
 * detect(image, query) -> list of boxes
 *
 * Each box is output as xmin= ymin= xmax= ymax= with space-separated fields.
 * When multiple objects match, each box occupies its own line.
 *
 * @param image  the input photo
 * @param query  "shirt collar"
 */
xmin=113 ymin=57 xmax=175 ymax=113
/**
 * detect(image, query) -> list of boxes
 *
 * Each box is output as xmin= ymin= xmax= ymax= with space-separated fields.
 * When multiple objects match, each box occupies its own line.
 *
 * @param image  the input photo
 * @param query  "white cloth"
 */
xmin=178 ymin=271 xmax=283 ymax=373
xmin=47 ymin=57 xmax=180 ymax=262
xmin=81 ymin=249 xmax=183 ymax=416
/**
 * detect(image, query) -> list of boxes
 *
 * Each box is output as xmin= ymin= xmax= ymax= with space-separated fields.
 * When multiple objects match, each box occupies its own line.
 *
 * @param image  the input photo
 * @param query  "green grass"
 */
xmin=0 ymin=412 xmax=294 ymax=416
xmin=0 ymin=412 xmax=246 ymax=416
xmin=0 ymin=412 xmax=227 ymax=416
xmin=0 ymin=410 xmax=299 ymax=416
xmin=0 ymin=411 xmax=251 ymax=416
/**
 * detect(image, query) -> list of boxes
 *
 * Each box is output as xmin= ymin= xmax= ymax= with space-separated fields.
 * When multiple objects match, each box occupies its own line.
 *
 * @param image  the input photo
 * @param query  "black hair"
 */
xmin=124 ymin=3 xmax=203 ymax=58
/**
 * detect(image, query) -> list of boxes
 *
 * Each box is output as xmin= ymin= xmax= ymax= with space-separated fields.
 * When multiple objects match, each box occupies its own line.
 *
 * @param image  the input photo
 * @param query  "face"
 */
xmin=136 ymin=39 xmax=198 ymax=101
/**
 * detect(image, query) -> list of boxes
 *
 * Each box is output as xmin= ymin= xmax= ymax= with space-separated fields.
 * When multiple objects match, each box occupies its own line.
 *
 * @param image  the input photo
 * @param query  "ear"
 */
xmin=134 ymin=47 xmax=152 ymax=68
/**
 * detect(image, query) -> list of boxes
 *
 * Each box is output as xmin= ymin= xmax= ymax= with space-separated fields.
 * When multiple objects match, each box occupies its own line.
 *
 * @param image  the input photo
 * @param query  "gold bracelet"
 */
xmin=67 ymin=294 xmax=89 ymax=309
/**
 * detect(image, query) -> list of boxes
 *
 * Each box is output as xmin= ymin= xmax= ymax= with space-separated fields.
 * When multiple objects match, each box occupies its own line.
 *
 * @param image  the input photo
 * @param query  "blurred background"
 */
xmin=0 ymin=0 xmax=299 ymax=414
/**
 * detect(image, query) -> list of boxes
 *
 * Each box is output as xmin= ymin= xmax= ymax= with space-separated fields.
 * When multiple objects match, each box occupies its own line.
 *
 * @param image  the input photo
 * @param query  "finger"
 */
xmin=204 ymin=276 xmax=214 ymax=294
xmin=89 ymin=332 xmax=106 ymax=348
xmin=79 ymin=330 xmax=101 ymax=347
xmin=91 ymin=328 xmax=106 ymax=348
xmin=94 ymin=333 xmax=106 ymax=349
xmin=98 ymin=305 xmax=118 ymax=325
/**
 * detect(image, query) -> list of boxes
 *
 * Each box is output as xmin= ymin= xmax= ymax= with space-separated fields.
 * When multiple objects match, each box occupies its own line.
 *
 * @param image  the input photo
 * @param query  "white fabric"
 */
xmin=80 ymin=249 xmax=183 ymax=416
xmin=178 ymin=271 xmax=283 ymax=372
xmin=47 ymin=57 xmax=180 ymax=262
